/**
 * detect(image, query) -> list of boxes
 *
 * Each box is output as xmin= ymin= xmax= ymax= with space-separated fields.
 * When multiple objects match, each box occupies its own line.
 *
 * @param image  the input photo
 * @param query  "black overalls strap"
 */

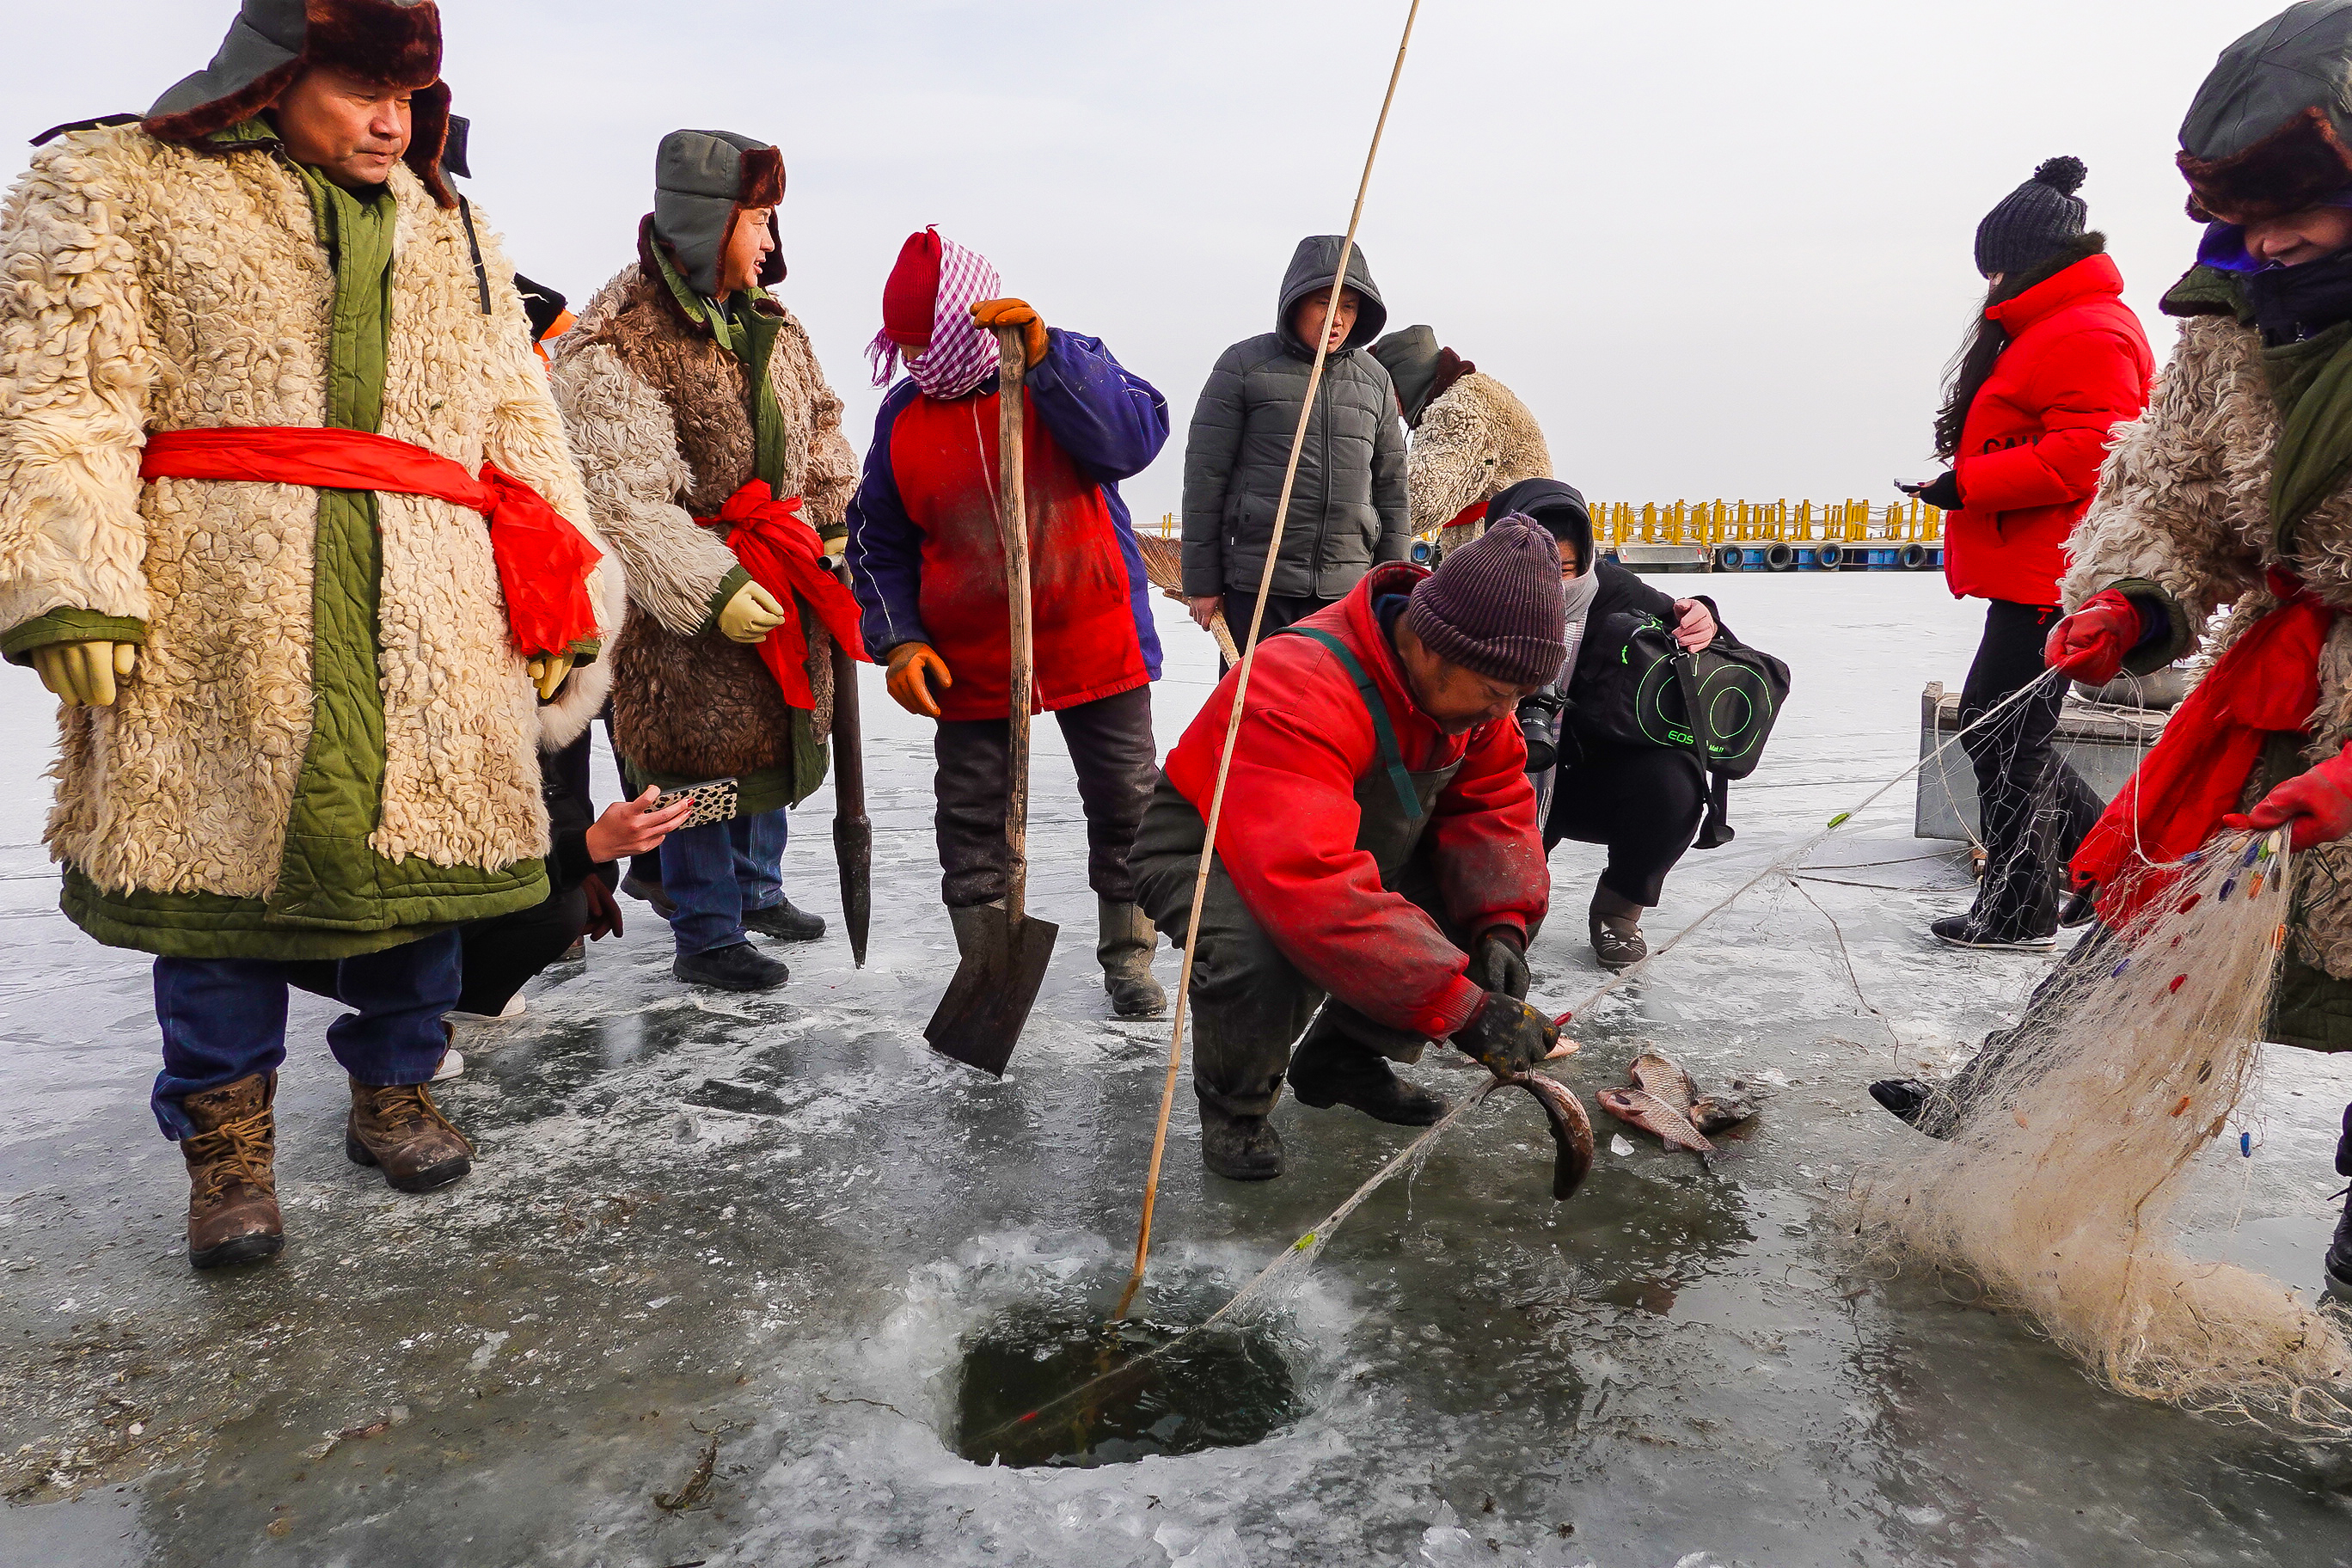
xmin=1277 ymin=628 xmax=1424 ymax=823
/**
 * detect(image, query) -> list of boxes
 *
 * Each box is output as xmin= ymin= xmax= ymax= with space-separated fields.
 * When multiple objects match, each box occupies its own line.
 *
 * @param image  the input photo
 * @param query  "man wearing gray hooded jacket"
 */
xmin=1180 ymin=236 xmax=1410 ymax=652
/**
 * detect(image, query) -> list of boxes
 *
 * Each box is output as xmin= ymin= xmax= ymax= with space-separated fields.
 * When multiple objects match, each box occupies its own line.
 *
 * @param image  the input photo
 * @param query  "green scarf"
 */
xmin=2172 ymin=263 xmax=2352 ymax=554
xmin=649 ymin=240 xmax=788 ymax=492
xmin=2263 ymin=321 xmax=2352 ymax=555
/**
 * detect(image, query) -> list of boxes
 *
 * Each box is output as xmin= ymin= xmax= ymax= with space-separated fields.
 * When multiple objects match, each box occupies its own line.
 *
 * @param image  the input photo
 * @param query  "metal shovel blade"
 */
xmin=924 ymin=910 xmax=1060 ymax=1077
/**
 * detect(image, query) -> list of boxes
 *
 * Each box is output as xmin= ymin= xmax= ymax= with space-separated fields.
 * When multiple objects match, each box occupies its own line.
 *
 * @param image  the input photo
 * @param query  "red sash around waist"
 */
xmin=138 ymin=426 xmax=604 ymax=659
xmin=2072 ymin=567 xmax=2338 ymax=923
xmin=695 ymin=481 xmax=869 ymax=709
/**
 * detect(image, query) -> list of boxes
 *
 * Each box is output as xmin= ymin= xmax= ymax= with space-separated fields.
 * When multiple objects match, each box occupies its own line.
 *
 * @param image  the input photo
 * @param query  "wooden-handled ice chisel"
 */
xmin=924 ymin=327 xmax=1058 ymax=1075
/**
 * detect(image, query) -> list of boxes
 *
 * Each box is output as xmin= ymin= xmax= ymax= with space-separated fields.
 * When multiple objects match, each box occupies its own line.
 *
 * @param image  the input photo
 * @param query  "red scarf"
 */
xmin=2073 ymin=567 xmax=2337 ymax=922
xmin=138 ymin=426 xmax=604 ymax=658
xmin=695 ymin=481 xmax=869 ymax=707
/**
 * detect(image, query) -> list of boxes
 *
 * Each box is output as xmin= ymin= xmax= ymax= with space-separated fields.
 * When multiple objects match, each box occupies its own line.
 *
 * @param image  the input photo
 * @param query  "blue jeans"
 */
xmin=660 ymin=808 xmax=787 ymax=956
xmin=150 ymin=930 xmax=463 ymax=1140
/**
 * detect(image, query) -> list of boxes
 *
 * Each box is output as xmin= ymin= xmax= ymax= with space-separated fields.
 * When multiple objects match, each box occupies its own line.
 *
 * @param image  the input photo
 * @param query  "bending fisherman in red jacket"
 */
xmin=846 ymin=228 xmax=1173 ymax=1017
xmin=1130 ymin=518 xmax=1567 ymax=1180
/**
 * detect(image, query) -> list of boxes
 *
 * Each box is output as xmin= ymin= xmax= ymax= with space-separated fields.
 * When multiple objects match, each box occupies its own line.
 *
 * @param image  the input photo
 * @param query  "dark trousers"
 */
xmin=446 ymin=884 xmax=589 ymax=1018
xmin=1959 ymin=600 xmax=2104 ymax=936
xmin=1543 ymin=744 xmax=1707 ymax=907
xmin=1130 ymin=781 xmax=1498 ymax=1119
xmin=150 ymin=931 xmax=463 ymax=1140
xmin=285 ymin=887 xmax=591 ymax=1035
xmin=1217 ymin=591 xmax=1342 ymax=673
xmin=934 ymin=684 xmax=1156 ymax=909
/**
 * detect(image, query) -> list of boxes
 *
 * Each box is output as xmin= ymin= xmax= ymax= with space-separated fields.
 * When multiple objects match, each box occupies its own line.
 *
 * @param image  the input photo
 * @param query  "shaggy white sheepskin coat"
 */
xmin=0 ymin=126 xmax=611 ymax=904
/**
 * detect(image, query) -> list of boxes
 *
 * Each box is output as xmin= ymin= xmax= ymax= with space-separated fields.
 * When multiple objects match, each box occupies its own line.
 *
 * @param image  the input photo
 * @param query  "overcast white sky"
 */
xmin=8 ymin=0 xmax=2297 ymax=524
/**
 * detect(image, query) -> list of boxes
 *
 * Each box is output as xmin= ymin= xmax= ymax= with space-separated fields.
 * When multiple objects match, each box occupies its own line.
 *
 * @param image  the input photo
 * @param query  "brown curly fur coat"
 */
xmin=550 ymin=230 xmax=857 ymax=784
xmin=2063 ymin=311 xmax=2352 ymax=979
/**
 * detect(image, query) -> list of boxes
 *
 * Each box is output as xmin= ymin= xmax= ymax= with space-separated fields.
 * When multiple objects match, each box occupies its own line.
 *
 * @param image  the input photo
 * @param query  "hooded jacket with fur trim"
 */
xmin=550 ymin=224 xmax=858 ymax=815
xmin=0 ymin=123 xmax=612 ymax=959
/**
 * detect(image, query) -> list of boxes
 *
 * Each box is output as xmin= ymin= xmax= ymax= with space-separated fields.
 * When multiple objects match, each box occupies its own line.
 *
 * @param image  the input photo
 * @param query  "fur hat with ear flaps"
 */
xmin=142 ymin=0 xmax=455 ymax=207
xmin=651 ymin=129 xmax=787 ymax=298
xmin=2179 ymin=0 xmax=2352 ymax=221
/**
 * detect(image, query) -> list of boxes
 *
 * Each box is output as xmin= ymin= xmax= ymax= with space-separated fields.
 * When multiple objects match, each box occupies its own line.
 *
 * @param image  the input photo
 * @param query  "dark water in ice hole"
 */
xmin=953 ymin=1302 xmax=1306 ymax=1468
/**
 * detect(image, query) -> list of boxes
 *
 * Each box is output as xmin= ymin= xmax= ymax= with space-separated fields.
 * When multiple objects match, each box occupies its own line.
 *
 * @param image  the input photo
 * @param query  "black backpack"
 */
xmin=1569 ymin=604 xmax=1792 ymax=848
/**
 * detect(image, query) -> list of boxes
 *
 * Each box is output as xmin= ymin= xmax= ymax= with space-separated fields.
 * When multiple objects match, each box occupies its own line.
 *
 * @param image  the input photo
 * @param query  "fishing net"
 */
xmin=1855 ymin=828 xmax=2352 ymax=1433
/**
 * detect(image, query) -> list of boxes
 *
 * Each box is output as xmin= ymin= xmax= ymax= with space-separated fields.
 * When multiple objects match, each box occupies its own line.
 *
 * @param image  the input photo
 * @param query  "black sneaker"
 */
xmin=672 ymin=943 xmax=790 ymax=992
xmin=2055 ymin=890 xmax=2098 ymax=930
xmin=1199 ymin=1108 xmax=1284 ymax=1181
xmin=1930 ymin=914 xmax=2054 ymax=952
xmin=743 ymin=898 xmax=826 ymax=942
xmin=1289 ymin=1036 xmax=1448 ymax=1126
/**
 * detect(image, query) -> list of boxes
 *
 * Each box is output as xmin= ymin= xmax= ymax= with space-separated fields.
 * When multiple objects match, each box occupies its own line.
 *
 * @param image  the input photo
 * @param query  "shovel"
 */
xmin=828 ymin=560 xmax=871 ymax=967
xmin=925 ymin=327 xmax=1058 ymax=1075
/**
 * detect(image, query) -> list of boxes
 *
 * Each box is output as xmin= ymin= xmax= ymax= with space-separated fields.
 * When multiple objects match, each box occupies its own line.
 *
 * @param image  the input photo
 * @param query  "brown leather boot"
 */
xmin=180 ymin=1073 xmax=284 ymax=1270
xmin=345 ymin=1080 xmax=474 ymax=1193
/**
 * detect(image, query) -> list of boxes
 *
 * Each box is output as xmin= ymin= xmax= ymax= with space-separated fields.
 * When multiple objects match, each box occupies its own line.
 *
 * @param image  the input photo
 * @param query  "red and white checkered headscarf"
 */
xmin=867 ymin=226 xmax=1003 ymax=401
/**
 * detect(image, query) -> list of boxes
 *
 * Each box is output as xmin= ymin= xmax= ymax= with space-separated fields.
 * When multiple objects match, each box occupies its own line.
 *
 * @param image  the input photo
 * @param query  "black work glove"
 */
xmin=1452 ymin=991 xmax=1556 ymax=1078
xmin=1471 ymin=926 xmax=1529 ymax=1000
xmin=1916 ymin=469 xmax=1962 ymax=511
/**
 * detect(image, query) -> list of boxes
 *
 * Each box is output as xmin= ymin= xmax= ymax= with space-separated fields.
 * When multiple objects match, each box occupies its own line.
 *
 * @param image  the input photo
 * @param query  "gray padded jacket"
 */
xmin=1179 ymin=236 xmax=1410 ymax=599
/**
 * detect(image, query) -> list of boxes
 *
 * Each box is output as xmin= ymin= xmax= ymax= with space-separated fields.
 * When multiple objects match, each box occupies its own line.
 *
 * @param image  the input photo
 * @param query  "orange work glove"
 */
xmin=970 ymin=298 xmax=1049 ymax=370
xmin=886 ymin=641 xmax=952 ymax=718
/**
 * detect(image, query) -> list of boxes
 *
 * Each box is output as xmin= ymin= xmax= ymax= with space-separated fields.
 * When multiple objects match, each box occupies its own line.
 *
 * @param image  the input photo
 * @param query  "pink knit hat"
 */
xmin=1402 ymin=514 xmax=1569 ymax=686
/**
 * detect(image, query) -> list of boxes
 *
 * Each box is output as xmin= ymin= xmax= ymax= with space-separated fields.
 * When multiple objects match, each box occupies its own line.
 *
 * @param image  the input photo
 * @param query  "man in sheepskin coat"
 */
xmin=0 ymin=0 xmax=613 ymax=1270
xmin=1890 ymin=0 xmax=2352 ymax=1300
xmin=549 ymin=129 xmax=862 ymax=995
xmin=1370 ymin=326 xmax=1554 ymax=558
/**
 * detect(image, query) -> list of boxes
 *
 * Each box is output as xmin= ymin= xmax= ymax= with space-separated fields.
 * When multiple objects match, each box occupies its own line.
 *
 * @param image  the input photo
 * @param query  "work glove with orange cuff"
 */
xmin=2043 ymin=589 xmax=2145 ymax=686
xmin=2224 ymin=744 xmax=2352 ymax=852
xmin=1453 ymin=992 xmax=1559 ymax=1078
xmin=886 ymin=641 xmax=952 ymax=718
xmin=970 ymin=298 xmax=1049 ymax=369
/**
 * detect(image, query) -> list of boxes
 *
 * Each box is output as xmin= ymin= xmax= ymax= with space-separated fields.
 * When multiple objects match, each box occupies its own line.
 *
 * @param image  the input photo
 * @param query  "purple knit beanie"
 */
xmin=1402 ymin=514 xmax=1568 ymax=687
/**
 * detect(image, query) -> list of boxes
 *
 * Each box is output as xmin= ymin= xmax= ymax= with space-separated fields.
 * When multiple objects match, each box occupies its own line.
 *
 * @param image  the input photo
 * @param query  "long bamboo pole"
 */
xmin=1114 ymin=0 xmax=1426 ymax=1322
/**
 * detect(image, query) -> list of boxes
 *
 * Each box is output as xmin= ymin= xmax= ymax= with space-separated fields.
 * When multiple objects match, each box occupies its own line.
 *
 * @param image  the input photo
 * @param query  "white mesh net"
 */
xmin=1855 ymin=828 xmax=2352 ymax=1433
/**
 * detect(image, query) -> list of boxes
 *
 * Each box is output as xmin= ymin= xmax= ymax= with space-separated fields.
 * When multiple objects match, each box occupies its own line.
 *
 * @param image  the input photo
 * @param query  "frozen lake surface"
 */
xmin=3 ymin=573 xmax=2349 ymax=1565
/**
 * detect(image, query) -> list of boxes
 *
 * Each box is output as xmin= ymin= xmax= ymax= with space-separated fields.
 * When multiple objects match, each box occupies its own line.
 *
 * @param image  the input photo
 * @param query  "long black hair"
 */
xmin=1932 ymin=232 xmax=2108 ymax=461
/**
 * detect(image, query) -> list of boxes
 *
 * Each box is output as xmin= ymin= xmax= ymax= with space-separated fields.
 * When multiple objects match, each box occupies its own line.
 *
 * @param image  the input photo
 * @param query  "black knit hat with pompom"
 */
xmin=1974 ymin=157 xmax=2089 ymax=277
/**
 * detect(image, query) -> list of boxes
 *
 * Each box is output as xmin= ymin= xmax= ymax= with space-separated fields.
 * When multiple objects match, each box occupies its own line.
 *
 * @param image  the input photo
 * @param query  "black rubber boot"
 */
xmin=1199 ymin=1105 xmax=1284 ymax=1181
xmin=1868 ymin=1079 xmax=1933 ymax=1126
xmin=673 ymin=942 xmax=790 ymax=992
xmin=1288 ymin=1022 xmax=1447 ymax=1126
xmin=2326 ymin=1194 xmax=2352 ymax=1304
xmin=2329 ymin=1106 xmax=2352 ymax=1302
xmin=743 ymin=897 xmax=826 ymax=942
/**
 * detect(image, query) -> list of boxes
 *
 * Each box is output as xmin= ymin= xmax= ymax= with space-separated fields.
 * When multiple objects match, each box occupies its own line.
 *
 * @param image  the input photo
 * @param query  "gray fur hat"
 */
xmin=2180 ymin=0 xmax=2352 ymax=220
xmin=1370 ymin=326 xmax=1442 ymax=421
xmin=652 ymin=129 xmax=787 ymax=297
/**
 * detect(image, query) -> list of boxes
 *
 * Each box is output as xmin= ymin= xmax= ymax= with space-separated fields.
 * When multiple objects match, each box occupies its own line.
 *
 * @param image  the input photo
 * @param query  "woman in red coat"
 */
xmin=1908 ymin=157 xmax=2154 ymax=950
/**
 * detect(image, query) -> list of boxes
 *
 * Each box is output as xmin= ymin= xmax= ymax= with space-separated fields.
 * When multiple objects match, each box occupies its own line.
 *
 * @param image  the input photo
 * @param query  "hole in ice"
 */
xmin=951 ymin=1302 xmax=1304 ymax=1469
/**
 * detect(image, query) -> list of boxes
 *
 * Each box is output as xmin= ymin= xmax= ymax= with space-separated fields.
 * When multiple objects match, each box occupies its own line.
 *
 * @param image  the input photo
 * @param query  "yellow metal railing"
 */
xmin=1588 ymin=498 xmax=1942 ymax=548
xmin=1157 ymin=505 xmax=1947 ymax=554
xmin=1155 ymin=500 xmax=1943 ymax=546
